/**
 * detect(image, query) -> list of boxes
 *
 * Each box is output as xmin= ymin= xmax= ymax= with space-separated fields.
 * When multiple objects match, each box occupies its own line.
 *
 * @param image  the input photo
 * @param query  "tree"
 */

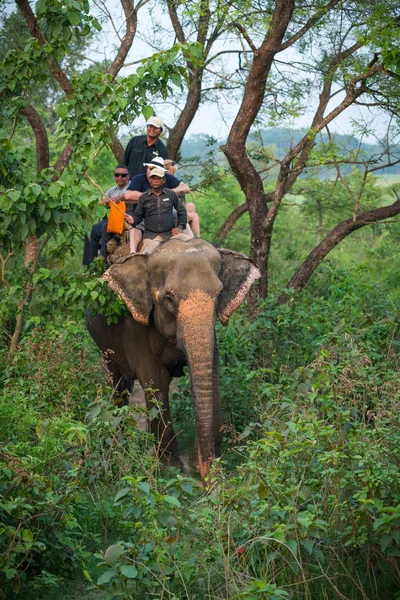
xmin=217 ymin=0 xmax=400 ymax=300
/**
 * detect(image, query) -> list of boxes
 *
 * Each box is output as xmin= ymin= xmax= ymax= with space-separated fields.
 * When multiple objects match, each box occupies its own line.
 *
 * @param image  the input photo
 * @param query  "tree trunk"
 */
xmin=222 ymin=0 xmax=296 ymax=301
xmin=167 ymin=72 xmax=202 ymax=161
xmin=110 ymin=136 xmax=124 ymax=163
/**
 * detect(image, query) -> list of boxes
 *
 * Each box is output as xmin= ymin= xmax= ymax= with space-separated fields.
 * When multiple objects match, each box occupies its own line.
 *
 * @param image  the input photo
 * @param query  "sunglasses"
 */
xmin=114 ymin=173 xmax=129 ymax=177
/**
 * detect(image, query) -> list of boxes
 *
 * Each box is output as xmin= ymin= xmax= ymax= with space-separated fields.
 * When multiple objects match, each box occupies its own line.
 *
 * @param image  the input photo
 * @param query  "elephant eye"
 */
xmin=162 ymin=293 xmax=177 ymax=314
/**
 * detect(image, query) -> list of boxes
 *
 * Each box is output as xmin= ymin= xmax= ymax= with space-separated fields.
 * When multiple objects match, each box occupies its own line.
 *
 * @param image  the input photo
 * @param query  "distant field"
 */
xmin=375 ymin=173 xmax=400 ymax=186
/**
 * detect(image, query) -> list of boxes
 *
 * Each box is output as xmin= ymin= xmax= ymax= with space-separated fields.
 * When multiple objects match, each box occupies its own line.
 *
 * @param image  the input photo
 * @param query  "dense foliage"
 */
xmin=1 ymin=2 xmax=400 ymax=597
xmin=1 ymin=241 xmax=399 ymax=598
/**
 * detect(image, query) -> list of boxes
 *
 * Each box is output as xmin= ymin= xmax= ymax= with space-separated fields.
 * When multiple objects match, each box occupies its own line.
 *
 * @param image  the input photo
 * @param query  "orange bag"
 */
xmin=106 ymin=200 xmax=126 ymax=234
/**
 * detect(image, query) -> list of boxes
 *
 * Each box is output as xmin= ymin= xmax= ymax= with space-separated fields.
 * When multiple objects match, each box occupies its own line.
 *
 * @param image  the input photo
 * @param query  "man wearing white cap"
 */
xmin=123 ymin=116 xmax=168 ymax=177
xmin=124 ymin=168 xmax=191 ymax=254
xmin=122 ymin=156 xmax=190 ymax=204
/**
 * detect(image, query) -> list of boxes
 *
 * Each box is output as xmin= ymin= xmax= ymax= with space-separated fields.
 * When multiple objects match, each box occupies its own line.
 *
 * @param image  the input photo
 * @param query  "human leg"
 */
xmin=100 ymin=220 xmax=114 ymax=258
xmin=129 ymin=228 xmax=143 ymax=254
xmin=185 ymin=202 xmax=200 ymax=238
xmin=183 ymin=223 xmax=194 ymax=237
xmin=188 ymin=212 xmax=200 ymax=237
xmin=90 ymin=221 xmax=104 ymax=257
xmin=140 ymin=235 xmax=164 ymax=254
xmin=172 ymin=232 xmax=192 ymax=242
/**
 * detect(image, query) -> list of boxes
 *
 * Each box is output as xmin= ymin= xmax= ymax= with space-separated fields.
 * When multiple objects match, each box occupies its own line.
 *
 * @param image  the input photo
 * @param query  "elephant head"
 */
xmin=103 ymin=238 xmax=260 ymax=480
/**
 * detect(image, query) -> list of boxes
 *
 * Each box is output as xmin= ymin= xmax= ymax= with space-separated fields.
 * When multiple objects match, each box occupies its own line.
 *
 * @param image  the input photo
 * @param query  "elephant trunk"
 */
xmin=177 ymin=290 xmax=217 ymax=481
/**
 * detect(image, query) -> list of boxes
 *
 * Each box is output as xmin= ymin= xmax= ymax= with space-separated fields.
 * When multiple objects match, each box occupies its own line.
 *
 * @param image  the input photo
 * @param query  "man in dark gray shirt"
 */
xmin=125 ymin=168 xmax=191 ymax=254
xmin=123 ymin=117 xmax=168 ymax=177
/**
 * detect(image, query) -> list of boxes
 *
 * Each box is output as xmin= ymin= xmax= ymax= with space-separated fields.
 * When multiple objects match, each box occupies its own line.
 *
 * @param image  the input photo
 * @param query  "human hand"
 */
xmin=124 ymin=214 xmax=134 ymax=225
xmin=171 ymin=227 xmax=181 ymax=236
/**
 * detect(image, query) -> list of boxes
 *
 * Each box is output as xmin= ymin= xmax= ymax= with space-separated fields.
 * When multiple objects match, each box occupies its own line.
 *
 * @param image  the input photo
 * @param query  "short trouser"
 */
xmin=141 ymin=232 xmax=192 ymax=254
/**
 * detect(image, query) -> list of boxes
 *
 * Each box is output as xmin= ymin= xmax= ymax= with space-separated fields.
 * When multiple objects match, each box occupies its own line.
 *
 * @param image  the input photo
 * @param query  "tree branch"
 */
xmin=214 ymin=202 xmax=248 ymax=245
xmin=15 ymin=0 xmax=73 ymax=97
xmin=167 ymin=0 xmax=187 ymax=45
xmin=229 ymin=21 xmax=257 ymax=54
xmin=53 ymin=144 xmax=74 ymax=178
xmin=279 ymin=0 xmax=342 ymax=51
xmin=283 ymin=197 xmax=400 ymax=299
xmin=0 ymin=248 xmax=14 ymax=290
xmin=21 ymin=104 xmax=49 ymax=173
xmin=107 ymin=0 xmax=139 ymax=80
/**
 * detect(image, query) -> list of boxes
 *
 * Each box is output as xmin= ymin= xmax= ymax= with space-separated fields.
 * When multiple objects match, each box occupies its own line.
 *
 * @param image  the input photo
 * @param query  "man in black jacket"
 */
xmin=124 ymin=168 xmax=191 ymax=254
xmin=123 ymin=117 xmax=168 ymax=177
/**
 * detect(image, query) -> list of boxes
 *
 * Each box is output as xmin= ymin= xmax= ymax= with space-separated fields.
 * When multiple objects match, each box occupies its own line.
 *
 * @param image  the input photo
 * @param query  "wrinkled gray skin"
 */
xmin=86 ymin=238 xmax=260 ymax=481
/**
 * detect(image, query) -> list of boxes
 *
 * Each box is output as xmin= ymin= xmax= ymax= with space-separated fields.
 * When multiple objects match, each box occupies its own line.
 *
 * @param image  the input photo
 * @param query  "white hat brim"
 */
xmin=143 ymin=163 xmax=167 ymax=171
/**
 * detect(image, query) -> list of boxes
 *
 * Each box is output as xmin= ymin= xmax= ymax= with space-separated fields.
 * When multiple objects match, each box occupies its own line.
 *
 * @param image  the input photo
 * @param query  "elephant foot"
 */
xmin=113 ymin=389 xmax=130 ymax=407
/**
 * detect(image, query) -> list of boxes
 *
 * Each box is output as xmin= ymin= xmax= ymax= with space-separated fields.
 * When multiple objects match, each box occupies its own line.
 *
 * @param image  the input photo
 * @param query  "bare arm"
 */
xmin=122 ymin=189 xmax=142 ymax=201
xmin=172 ymin=181 xmax=190 ymax=195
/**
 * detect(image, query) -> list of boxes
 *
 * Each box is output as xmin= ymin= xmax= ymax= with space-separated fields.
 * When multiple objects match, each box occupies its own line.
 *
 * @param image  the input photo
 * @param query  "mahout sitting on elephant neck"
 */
xmin=86 ymin=238 xmax=260 ymax=483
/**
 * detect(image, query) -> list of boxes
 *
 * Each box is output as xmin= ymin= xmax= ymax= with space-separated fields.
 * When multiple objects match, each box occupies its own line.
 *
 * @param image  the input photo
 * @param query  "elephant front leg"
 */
xmin=139 ymin=370 xmax=182 ymax=470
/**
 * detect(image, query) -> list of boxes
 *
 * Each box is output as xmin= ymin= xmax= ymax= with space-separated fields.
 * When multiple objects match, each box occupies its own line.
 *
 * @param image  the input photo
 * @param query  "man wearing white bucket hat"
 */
xmin=123 ymin=116 xmax=168 ymax=177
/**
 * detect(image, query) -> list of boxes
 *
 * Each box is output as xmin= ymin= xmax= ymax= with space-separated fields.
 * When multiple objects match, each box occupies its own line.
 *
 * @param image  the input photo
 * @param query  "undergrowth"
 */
xmin=0 ymin=265 xmax=399 ymax=599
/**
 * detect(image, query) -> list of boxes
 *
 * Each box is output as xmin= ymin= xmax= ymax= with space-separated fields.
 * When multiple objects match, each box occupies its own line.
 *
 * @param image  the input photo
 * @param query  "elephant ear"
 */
xmin=103 ymin=254 xmax=152 ymax=325
xmin=217 ymin=249 xmax=261 ymax=325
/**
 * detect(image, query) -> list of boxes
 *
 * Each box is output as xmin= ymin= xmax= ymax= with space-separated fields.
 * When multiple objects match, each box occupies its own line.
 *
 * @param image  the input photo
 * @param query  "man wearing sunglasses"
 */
xmin=123 ymin=117 xmax=168 ymax=178
xmin=83 ymin=165 xmax=131 ymax=265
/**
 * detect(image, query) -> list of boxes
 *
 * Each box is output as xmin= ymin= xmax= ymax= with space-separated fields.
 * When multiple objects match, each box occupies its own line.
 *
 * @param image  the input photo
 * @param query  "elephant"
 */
xmin=86 ymin=238 xmax=260 ymax=481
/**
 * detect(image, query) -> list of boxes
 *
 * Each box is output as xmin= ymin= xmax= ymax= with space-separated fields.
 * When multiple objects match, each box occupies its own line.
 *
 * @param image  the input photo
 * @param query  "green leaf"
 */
xmin=31 ymin=183 xmax=41 ymax=196
xmin=117 ymin=97 xmax=128 ymax=110
xmin=380 ymin=535 xmax=392 ymax=552
xmin=92 ymin=18 xmax=102 ymax=32
xmin=8 ymin=190 xmax=21 ymax=202
xmin=302 ymin=539 xmax=314 ymax=554
xmin=114 ymin=487 xmax=131 ymax=503
xmin=48 ymin=183 xmax=60 ymax=198
xmin=170 ymin=72 xmax=182 ymax=89
xmin=189 ymin=42 xmax=203 ymax=59
xmin=104 ymin=544 xmax=124 ymax=564
xmin=138 ymin=481 xmax=150 ymax=495
xmin=120 ymin=564 xmax=138 ymax=579
xmin=181 ymin=482 xmax=193 ymax=495
xmin=21 ymin=529 xmax=34 ymax=543
xmin=141 ymin=105 xmax=153 ymax=121
xmin=286 ymin=539 xmax=298 ymax=556
xmin=164 ymin=495 xmax=181 ymax=508
xmin=68 ymin=9 xmax=81 ymax=26
xmin=56 ymin=103 xmax=68 ymax=120
xmin=97 ymin=569 xmax=116 ymax=585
